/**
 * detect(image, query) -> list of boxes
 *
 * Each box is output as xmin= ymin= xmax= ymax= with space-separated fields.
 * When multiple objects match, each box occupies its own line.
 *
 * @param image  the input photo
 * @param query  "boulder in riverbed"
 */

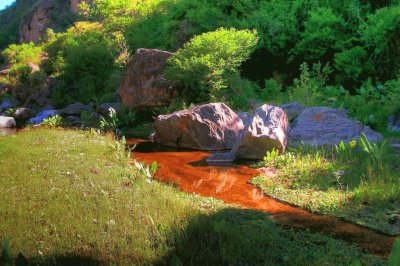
xmin=154 ymin=103 xmax=244 ymax=150
xmin=235 ymin=104 xmax=289 ymax=159
xmin=289 ymin=107 xmax=383 ymax=146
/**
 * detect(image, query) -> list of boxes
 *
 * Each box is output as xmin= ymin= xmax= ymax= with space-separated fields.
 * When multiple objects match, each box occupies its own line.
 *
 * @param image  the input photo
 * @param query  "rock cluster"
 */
xmin=154 ymin=102 xmax=384 ymax=160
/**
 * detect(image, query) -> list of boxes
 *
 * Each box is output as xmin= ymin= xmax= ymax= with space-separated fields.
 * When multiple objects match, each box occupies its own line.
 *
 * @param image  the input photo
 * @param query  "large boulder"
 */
xmin=0 ymin=116 xmax=16 ymax=128
xmin=154 ymin=103 xmax=244 ymax=150
xmin=61 ymin=102 xmax=93 ymax=116
xmin=289 ymin=107 xmax=383 ymax=146
xmin=27 ymin=109 xmax=61 ymax=125
xmin=235 ymin=104 xmax=289 ymax=159
xmin=119 ymin=48 xmax=176 ymax=110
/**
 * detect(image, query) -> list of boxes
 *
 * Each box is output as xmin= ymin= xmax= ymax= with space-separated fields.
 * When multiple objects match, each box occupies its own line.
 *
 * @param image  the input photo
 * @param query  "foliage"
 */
xmin=44 ymin=22 xmax=119 ymax=106
xmin=359 ymin=133 xmax=390 ymax=169
xmin=360 ymin=3 xmax=400 ymax=80
xmin=99 ymin=107 xmax=119 ymax=132
xmin=40 ymin=115 xmax=63 ymax=127
xmin=164 ymin=28 xmax=258 ymax=102
xmin=0 ymin=42 xmax=46 ymax=100
xmin=289 ymin=62 xmax=332 ymax=106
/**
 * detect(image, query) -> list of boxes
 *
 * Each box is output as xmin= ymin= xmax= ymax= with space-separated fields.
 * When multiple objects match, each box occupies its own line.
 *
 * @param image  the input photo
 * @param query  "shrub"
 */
xmin=164 ymin=28 xmax=258 ymax=102
xmin=45 ymin=22 xmax=119 ymax=106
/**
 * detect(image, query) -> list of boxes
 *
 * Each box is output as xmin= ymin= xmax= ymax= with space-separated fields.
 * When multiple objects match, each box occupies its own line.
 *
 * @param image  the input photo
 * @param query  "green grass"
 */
xmin=0 ymin=129 xmax=387 ymax=264
xmin=251 ymin=141 xmax=400 ymax=236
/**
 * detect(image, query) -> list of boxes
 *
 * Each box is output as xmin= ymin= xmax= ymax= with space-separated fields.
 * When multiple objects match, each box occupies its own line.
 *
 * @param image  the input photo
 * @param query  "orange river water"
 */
xmin=130 ymin=140 xmax=396 ymax=258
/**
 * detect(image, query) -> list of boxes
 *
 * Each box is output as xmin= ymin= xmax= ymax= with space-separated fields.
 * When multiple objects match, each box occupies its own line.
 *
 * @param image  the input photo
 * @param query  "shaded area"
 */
xmin=161 ymin=208 xmax=384 ymax=265
xmin=131 ymin=140 xmax=395 ymax=258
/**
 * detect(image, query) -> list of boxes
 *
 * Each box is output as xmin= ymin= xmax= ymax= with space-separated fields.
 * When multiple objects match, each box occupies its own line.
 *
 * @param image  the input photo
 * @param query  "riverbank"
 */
xmin=0 ymin=129 xmax=388 ymax=264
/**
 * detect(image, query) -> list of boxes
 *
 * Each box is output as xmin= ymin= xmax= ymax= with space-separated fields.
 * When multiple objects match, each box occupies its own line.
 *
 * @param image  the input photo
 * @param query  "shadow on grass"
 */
xmin=158 ymin=208 xmax=382 ymax=266
xmin=1 ymin=209 xmax=383 ymax=265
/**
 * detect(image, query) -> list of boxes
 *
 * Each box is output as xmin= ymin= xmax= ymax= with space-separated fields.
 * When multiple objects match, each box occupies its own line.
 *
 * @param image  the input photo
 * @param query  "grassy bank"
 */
xmin=0 ymin=129 xmax=387 ymax=264
xmin=251 ymin=140 xmax=400 ymax=236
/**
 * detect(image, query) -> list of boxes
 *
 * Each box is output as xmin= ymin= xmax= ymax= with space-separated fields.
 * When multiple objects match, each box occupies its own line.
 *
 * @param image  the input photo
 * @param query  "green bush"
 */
xmin=164 ymin=28 xmax=258 ymax=102
xmin=360 ymin=3 xmax=400 ymax=80
xmin=45 ymin=22 xmax=119 ymax=106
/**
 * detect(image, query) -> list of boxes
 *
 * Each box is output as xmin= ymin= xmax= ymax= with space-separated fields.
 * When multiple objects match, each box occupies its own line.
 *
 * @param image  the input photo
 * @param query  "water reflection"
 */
xmin=0 ymin=128 xmax=17 ymax=136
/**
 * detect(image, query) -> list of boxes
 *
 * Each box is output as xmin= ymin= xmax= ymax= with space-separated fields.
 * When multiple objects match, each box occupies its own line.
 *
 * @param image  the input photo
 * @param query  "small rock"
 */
xmin=0 ymin=116 xmax=16 ymax=128
xmin=61 ymin=102 xmax=93 ymax=116
xmin=96 ymin=102 xmax=121 ymax=116
xmin=13 ymin=107 xmax=35 ymax=122
xmin=27 ymin=109 xmax=61 ymax=125
xmin=388 ymin=114 xmax=400 ymax=132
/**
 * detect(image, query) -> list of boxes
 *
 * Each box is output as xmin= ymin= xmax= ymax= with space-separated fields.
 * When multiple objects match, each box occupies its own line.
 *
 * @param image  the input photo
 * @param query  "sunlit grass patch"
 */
xmin=252 ymin=140 xmax=400 ymax=235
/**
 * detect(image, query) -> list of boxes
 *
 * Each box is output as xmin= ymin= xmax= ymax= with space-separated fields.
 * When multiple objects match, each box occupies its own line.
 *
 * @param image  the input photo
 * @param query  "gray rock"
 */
xmin=27 ymin=109 xmax=61 ymax=125
xmin=0 ymin=97 xmax=19 ymax=112
xmin=65 ymin=116 xmax=82 ymax=126
xmin=13 ymin=107 xmax=35 ymax=122
xmin=0 ymin=116 xmax=16 ymax=128
xmin=388 ymin=115 xmax=400 ymax=132
xmin=280 ymin=101 xmax=304 ymax=121
xmin=119 ymin=48 xmax=176 ymax=110
xmin=235 ymin=104 xmax=289 ymax=159
xmin=96 ymin=102 xmax=121 ymax=116
xmin=61 ymin=102 xmax=93 ymax=116
xmin=289 ymin=107 xmax=383 ymax=146
xmin=154 ymin=103 xmax=244 ymax=150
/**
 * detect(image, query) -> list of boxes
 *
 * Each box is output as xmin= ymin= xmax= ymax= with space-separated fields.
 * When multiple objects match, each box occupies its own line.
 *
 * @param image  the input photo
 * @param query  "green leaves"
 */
xmin=164 ymin=28 xmax=258 ymax=102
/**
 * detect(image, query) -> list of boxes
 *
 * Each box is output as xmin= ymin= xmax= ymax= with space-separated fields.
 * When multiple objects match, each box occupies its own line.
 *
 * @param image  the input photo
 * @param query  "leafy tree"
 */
xmin=45 ymin=22 xmax=119 ymax=106
xmin=292 ymin=7 xmax=347 ymax=62
xmin=164 ymin=28 xmax=258 ymax=102
xmin=360 ymin=3 xmax=400 ymax=80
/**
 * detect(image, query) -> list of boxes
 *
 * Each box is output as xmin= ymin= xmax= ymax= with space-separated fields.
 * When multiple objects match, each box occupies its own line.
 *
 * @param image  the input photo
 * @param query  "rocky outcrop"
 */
xmin=19 ymin=0 xmax=54 ymax=43
xmin=0 ymin=116 xmax=16 ymax=128
xmin=119 ymin=48 xmax=176 ymax=110
xmin=154 ymin=103 xmax=244 ymax=150
xmin=235 ymin=104 xmax=289 ymax=159
xmin=289 ymin=107 xmax=383 ymax=146
xmin=27 ymin=109 xmax=60 ymax=125
xmin=61 ymin=102 xmax=92 ymax=116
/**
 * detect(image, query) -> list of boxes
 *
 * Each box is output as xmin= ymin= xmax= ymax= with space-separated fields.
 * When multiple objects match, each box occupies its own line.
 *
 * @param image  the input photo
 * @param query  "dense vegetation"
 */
xmin=0 ymin=129 xmax=387 ymax=264
xmin=0 ymin=0 xmax=399 ymax=129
